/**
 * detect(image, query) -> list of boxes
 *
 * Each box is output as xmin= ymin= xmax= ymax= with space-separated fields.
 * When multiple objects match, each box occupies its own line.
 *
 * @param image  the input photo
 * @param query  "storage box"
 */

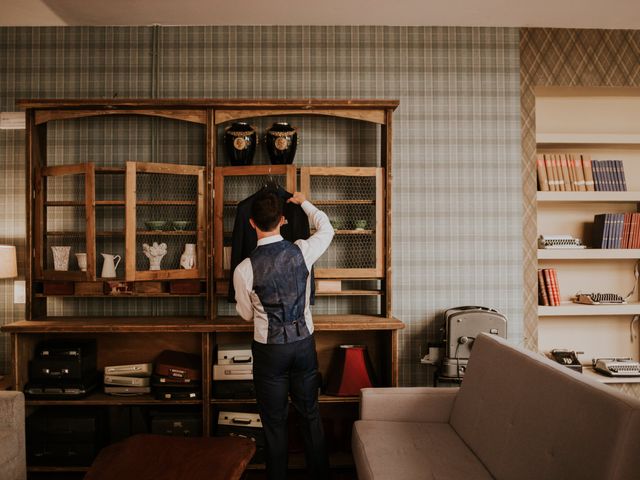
xmin=217 ymin=344 xmax=252 ymax=365
xmin=316 ymin=280 xmax=342 ymax=293
xmin=212 ymin=380 xmax=255 ymax=399
xmin=75 ymin=282 xmax=104 ymax=295
xmin=216 ymin=411 xmax=264 ymax=464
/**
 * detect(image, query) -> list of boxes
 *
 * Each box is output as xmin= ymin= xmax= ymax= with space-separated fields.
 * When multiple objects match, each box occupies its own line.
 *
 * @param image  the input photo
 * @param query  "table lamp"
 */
xmin=0 ymin=245 xmax=17 ymax=279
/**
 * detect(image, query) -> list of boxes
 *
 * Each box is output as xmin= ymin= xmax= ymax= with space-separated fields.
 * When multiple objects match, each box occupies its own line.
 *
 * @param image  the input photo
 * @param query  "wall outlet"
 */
xmin=13 ymin=280 xmax=25 ymax=304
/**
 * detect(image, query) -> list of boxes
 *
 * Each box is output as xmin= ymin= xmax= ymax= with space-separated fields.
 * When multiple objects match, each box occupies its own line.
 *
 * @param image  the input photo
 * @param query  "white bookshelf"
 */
xmin=537 ymin=191 xmax=640 ymax=203
xmin=537 ymin=249 xmax=640 ymax=260
xmin=538 ymin=302 xmax=640 ymax=317
xmin=535 ymin=89 xmax=640 ymax=371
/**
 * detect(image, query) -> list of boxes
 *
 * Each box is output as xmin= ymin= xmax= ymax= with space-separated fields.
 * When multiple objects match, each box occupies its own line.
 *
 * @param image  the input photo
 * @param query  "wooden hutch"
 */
xmin=2 ymin=98 xmax=403 ymax=475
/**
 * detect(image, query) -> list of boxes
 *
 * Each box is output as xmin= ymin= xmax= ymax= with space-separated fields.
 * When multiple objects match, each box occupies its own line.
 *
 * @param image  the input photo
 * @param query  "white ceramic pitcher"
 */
xmin=101 ymin=253 xmax=121 ymax=278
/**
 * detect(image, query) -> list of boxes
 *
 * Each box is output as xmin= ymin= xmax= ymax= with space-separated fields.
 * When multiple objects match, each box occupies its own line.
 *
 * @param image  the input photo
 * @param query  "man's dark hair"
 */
xmin=251 ymin=190 xmax=283 ymax=232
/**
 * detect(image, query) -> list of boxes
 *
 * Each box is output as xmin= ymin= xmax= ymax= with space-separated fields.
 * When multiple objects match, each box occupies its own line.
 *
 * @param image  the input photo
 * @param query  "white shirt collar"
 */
xmin=257 ymin=235 xmax=284 ymax=247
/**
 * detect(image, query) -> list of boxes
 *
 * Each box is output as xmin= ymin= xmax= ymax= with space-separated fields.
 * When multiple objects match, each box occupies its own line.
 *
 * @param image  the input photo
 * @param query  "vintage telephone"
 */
xmin=550 ymin=349 xmax=583 ymax=373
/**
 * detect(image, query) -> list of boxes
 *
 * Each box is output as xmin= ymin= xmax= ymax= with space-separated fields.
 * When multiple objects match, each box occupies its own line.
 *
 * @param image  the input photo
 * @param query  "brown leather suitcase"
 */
xmin=154 ymin=350 xmax=201 ymax=381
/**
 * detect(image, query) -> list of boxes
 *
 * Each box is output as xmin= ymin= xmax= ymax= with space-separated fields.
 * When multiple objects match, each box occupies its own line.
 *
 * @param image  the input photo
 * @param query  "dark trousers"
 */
xmin=252 ymin=335 xmax=330 ymax=480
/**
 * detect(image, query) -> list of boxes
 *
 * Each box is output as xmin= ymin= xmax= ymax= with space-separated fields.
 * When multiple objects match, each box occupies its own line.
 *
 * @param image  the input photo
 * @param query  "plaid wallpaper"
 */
xmin=0 ymin=26 xmax=522 ymax=386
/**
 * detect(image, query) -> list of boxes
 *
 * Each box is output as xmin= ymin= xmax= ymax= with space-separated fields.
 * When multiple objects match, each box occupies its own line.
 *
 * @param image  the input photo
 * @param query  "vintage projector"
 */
xmin=440 ymin=306 xmax=507 ymax=378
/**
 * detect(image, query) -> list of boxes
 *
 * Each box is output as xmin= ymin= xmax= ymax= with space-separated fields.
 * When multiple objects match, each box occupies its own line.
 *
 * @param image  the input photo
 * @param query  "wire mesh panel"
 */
xmin=126 ymin=162 xmax=206 ymax=281
xmin=95 ymin=173 xmax=125 ymax=202
xmin=301 ymin=167 xmax=384 ymax=278
xmin=213 ymin=166 xmax=296 ymax=280
xmin=39 ymin=164 xmax=96 ymax=281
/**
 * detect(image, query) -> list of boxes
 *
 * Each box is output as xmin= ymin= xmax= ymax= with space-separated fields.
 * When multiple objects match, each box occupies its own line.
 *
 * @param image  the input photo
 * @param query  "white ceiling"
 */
xmin=2 ymin=0 xmax=640 ymax=28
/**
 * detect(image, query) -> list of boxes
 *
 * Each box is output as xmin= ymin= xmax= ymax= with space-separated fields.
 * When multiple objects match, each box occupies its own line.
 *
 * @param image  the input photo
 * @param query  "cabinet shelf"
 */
xmin=581 ymin=367 xmax=640 ymax=384
xmin=211 ymin=395 xmax=359 ymax=405
xmin=536 ymin=133 xmax=640 ymax=145
xmin=538 ymin=249 xmax=640 ymax=260
xmin=538 ymin=303 xmax=640 ymax=316
xmin=25 ymin=392 xmax=203 ymax=406
xmin=137 ymin=230 xmax=197 ymax=236
xmin=27 ymin=466 xmax=90 ymax=473
xmin=45 ymin=231 xmax=123 ymax=237
xmin=2 ymin=317 xmax=212 ymax=333
xmin=35 ymin=293 xmax=206 ymax=298
xmin=537 ymin=191 xmax=640 ymax=202
xmin=212 ymin=315 xmax=404 ymax=332
xmin=45 ymin=201 xmax=196 ymax=207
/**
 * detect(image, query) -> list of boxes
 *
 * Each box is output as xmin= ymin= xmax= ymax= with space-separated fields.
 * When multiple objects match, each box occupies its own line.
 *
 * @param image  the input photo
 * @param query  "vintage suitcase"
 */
xmin=25 ymin=373 xmax=99 ymax=399
xmin=216 ymin=411 xmax=265 ymax=464
xmin=154 ymin=350 xmax=202 ymax=381
xmin=150 ymin=412 xmax=202 ymax=437
xmin=211 ymin=380 xmax=255 ymax=399
xmin=217 ymin=344 xmax=252 ymax=365
xmin=30 ymin=339 xmax=97 ymax=382
xmin=28 ymin=441 xmax=99 ymax=466
xmin=104 ymin=363 xmax=153 ymax=377
xmin=104 ymin=385 xmax=151 ymax=396
xmin=213 ymin=364 xmax=253 ymax=381
xmin=154 ymin=385 xmax=201 ymax=401
xmin=104 ymin=375 xmax=150 ymax=387
xmin=152 ymin=374 xmax=198 ymax=385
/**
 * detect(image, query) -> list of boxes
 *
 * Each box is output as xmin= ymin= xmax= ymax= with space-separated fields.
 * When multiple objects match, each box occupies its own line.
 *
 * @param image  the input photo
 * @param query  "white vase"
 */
xmin=51 ymin=246 xmax=71 ymax=271
xmin=101 ymin=253 xmax=121 ymax=278
xmin=180 ymin=244 xmax=196 ymax=269
xmin=75 ymin=253 xmax=87 ymax=272
xmin=142 ymin=242 xmax=167 ymax=271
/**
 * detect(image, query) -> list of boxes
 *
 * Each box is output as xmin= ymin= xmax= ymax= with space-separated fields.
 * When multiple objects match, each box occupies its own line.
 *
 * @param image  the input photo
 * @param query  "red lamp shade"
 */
xmin=325 ymin=345 xmax=377 ymax=397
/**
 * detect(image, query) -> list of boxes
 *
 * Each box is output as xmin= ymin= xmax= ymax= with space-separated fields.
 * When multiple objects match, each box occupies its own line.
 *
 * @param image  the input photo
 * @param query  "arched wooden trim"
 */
xmin=35 ymin=109 xmax=207 ymax=125
xmin=214 ymin=109 xmax=386 ymax=125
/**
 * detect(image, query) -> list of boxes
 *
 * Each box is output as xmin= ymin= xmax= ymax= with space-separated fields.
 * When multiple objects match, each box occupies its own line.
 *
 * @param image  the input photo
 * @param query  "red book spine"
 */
xmin=549 ymin=269 xmax=561 ymax=306
xmin=542 ymin=269 xmax=557 ymax=306
xmin=538 ymin=269 xmax=550 ymax=306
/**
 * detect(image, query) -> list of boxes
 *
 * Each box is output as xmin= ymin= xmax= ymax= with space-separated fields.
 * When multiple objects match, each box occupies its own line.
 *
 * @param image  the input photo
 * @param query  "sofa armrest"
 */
xmin=359 ymin=387 xmax=459 ymax=423
xmin=0 ymin=391 xmax=26 ymax=480
xmin=0 ymin=391 xmax=24 ymax=431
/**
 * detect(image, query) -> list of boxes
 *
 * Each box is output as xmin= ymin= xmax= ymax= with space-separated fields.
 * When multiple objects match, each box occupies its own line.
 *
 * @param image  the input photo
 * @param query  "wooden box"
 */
xmin=43 ymin=282 xmax=74 ymax=295
xmin=75 ymin=282 xmax=104 ymax=295
xmin=169 ymin=280 xmax=202 ymax=295
xmin=135 ymin=282 xmax=165 ymax=294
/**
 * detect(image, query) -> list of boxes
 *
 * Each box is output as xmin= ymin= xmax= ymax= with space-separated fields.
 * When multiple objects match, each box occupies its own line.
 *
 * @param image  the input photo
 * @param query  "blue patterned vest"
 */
xmin=250 ymin=240 xmax=311 ymax=344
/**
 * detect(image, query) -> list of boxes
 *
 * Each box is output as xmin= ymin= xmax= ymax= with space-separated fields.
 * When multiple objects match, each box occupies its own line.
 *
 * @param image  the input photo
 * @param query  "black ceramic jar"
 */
xmin=223 ymin=122 xmax=257 ymax=166
xmin=265 ymin=122 xmax=298 ymax=165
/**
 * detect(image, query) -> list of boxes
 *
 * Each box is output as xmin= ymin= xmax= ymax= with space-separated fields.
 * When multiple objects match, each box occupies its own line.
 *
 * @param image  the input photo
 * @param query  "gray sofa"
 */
xmin=353 ymin=333 xmax=640 ymax=480
xmin=0 ymin=391 xmax=26 ymax=480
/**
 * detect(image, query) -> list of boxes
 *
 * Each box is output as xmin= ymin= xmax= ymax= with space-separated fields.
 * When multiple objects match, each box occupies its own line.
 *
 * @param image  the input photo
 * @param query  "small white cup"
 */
xmin=75 ymin=253 xmax=87 ymax=272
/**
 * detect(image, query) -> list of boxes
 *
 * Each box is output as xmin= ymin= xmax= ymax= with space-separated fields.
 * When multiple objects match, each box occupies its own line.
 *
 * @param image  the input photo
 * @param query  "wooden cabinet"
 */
xmin=3 ymin=98 xmax=402 ymax=475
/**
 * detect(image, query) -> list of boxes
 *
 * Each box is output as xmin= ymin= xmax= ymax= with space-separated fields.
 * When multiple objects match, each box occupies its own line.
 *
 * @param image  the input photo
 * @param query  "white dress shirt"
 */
xmin=233 ymin=200 xmax=335 ymax=343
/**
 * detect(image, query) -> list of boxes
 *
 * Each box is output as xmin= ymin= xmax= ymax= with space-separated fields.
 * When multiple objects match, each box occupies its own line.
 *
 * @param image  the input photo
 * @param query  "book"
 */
xmin=619 ymin=160 xmax=627 ymax=191
xmin=593 ymin=214 xmax=607 ymax=248
xmin=552 ymin=155 xmax=564 ymax=191
xmin=544 ymin=155 xmax=556 ymax=191
xmin=629 ymin=214 xmax=638 ymax=249
xmin=538 ymin=269 xmax=550 ymax=306
xmin=573 ymin=154 xmax=586 ymax=191
xmin=560 ymin=155 xmax=572 ymax=192
xmin=582 ymin=154 xmax=595 ymax=191
xmin=537 ymin=154 xmax=549 ymax=191
xmin=544 ymin=268 xmax=561 ymax=306
xmin=621 ymin=213 xmax=632 ymax=249
xmin=592 ymin=160 xmax=602 ymax=191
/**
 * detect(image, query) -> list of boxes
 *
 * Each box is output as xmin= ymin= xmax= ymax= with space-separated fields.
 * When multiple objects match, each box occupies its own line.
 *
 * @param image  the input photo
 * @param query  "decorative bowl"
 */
xmin=145 ymin=220 xmax=167 ymax=230
xmin=172 ymin=221 xmax=191 ymax=231
xmin=354 ymin=220 xmax=368 ymax=230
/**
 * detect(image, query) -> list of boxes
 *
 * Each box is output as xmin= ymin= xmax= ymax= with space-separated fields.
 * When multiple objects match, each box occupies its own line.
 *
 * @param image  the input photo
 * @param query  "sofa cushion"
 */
xmin=352 ymin=420 xmax=493 ymax=480
xmin=450 ymin=334 xmax=640 ymax=480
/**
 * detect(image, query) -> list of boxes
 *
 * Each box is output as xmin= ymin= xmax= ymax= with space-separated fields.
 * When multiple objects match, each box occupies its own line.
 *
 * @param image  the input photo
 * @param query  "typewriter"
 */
xmin=593 ymin=358 xmax=640 ymax=377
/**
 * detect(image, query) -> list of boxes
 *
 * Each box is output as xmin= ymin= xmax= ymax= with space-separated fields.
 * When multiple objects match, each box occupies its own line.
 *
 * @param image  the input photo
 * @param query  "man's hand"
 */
xmin=287 ymin=192 xmax=306 ymax=205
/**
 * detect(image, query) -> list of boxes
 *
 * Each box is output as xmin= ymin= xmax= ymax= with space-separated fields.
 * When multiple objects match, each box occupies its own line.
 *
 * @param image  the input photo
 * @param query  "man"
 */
xmin=233 ymin=189 xmax=334 ymax=480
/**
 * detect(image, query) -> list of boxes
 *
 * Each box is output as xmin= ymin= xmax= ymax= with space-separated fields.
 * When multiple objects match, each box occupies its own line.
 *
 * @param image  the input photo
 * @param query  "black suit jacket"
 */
xmin=227 ymin=186 xmax=315 ymax=303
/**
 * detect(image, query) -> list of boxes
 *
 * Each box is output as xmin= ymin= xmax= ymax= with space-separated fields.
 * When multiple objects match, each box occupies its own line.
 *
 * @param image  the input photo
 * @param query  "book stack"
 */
xmin=537 ymin=154 xmax=626 ymax=192
xmin=538 ymin=269 xmax=560 ymax=306
xmin=593 ymin=213 xmax=640 ymax=249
